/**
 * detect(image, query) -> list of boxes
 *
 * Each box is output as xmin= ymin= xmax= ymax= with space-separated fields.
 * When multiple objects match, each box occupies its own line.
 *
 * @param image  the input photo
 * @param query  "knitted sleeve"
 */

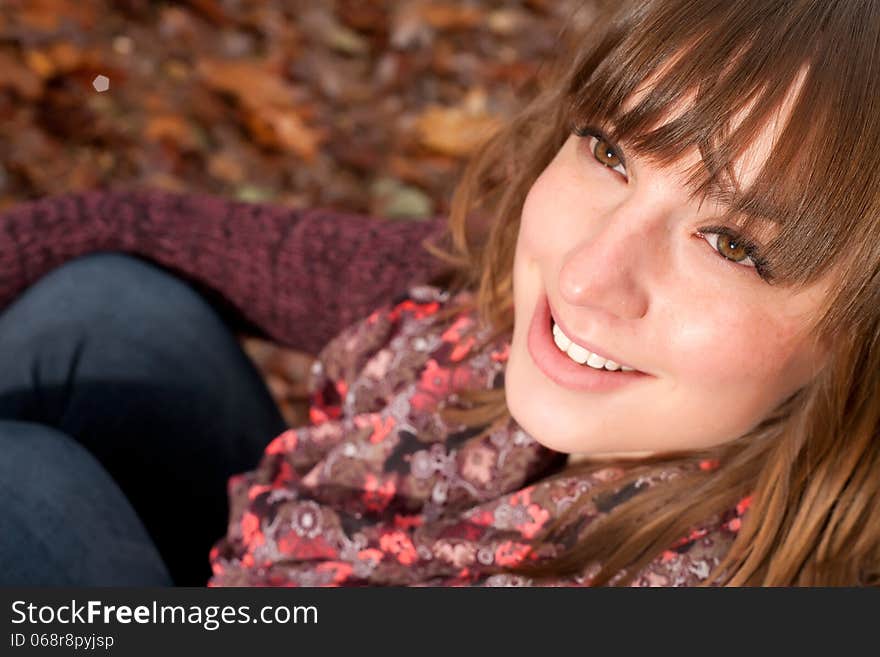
xmin=0 ymin=188 xmax=452 ymax=354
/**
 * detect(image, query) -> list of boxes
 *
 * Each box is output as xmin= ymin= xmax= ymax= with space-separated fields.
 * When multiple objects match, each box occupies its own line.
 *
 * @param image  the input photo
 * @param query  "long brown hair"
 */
xmin=419 ymin=0 xmax=880 ymax=585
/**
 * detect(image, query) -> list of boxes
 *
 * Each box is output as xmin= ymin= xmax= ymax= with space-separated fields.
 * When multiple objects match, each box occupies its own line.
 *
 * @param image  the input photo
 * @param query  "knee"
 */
xmin=0 ymin=420 xmax=173 ymax=585
xmin=0 ymin=420 xmax=102 ymax=489
xmin=24 ymin=253 xmax=212 ymax=327
xmin=3 ymin=252 xmax=229 ymax=351
xmin=0 ymin=420 xmax=128 ymax=525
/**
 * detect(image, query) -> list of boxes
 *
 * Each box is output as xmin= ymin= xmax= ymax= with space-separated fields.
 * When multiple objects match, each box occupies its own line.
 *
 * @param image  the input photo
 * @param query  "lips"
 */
xmin=526 ymin=291 xmax=651 ymax=392
xmin=546 ymin=299 xmax=638 ymax=372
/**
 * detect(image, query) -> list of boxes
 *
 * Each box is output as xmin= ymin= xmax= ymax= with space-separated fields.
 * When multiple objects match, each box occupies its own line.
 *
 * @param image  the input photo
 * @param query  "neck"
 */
xmin=567 ymin=450 xmax=656 ymax=465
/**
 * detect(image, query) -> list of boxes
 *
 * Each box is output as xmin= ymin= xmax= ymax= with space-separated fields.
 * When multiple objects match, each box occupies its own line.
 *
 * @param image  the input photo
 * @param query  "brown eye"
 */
xmin=716 ymin=233 xmax=749 ymax=262
xmin=571 ymin=125 xmax=628 ymax=178
xmin=593 ymin=138 xmax=622 ymax=169
xmin=699 ymin=228 xmax=772 ymax=281
xmin=699 ymin=231 xmax=758 ymax=270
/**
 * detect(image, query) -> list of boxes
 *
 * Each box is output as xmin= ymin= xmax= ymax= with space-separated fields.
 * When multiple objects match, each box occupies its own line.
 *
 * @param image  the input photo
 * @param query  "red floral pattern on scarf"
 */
xmin=209 ymin=286 xmax=749 ymax=587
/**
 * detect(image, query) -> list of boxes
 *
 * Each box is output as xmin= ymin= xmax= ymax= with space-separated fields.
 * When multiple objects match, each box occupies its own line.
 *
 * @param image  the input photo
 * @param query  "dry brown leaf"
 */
xmin=416 ymin=105 xmax=500 ymax=156
xmin=207 ymin=151 xmax=246 ymax=184
xmin=242 ymin=104 xmax=324 ymax=161
xmin=197 ymin=56 xmax=324 ymax=159
xmin=389 ymin=153 xmax=457 ymax=187
xmin=197 ymin=58 xmax=301 ymax=110
xmin=337 ymin=0 xmax=389 ymax=34
xmin=420 ymin=2 xmax=485 ymax=29
xmin=0 ymin=50 xmax=43 ymax=99
xmin=14 ymin=0 xmax=97 ymax=33
xmin=414 ymin=88 xmax=502 ymax=157
xmin=141 ymin=90 xmax=177 ymax=114
xmin=24 ymin=50 xmax=54 ymax=78
xmin=186 ymin=0 xmax=234 ymax=27
xmin=24 ymin=42 xmax=88 ymax=79
xmin=141 ymin=171 xmax=189 ymax=193
xmin=145 ymin=114 xmax=201 ymax=151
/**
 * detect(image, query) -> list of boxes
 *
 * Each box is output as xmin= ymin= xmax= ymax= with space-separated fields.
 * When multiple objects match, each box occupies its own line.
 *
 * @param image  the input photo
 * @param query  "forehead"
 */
xmin=618 ymin=58 xmax=811 ymax=192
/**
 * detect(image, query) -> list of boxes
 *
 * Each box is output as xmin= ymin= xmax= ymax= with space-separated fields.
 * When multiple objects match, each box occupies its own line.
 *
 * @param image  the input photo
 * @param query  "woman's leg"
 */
xmin=0 ymin=253 xmax=288 ymax=585
xmin=0 ymin=420 xmax=173 ymax=586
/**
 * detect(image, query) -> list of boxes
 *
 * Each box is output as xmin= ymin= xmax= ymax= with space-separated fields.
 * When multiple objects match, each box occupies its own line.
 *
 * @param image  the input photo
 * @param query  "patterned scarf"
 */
xmin=209 ymin=286 xmax=749 ymax=586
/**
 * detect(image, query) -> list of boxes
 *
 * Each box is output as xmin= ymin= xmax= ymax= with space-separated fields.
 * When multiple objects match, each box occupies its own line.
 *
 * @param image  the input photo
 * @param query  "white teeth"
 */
xmin=552 ymin=322 xmax=570 ymax=351
xmin=554 ymin=320 xmax=592 ymax=364
xmin=566 ymin=342 xmax=590 ymax=365
xmin=551 ymin=320 xmax=636 ymax=372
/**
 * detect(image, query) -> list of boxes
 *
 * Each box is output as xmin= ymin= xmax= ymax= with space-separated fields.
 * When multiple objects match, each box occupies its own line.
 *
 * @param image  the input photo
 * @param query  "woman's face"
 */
xmin=505 ymin=76 xmax=833 ymax=459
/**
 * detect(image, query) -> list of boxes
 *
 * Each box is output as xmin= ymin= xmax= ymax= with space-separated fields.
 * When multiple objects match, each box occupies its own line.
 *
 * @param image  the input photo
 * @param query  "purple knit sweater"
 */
xmin=0 ymin=188 xmax=452 ymax=354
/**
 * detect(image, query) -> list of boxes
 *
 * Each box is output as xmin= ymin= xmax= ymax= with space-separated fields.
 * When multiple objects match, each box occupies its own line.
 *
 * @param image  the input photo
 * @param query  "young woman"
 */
xmin=3 ymin=0 xmax=879 ymax=586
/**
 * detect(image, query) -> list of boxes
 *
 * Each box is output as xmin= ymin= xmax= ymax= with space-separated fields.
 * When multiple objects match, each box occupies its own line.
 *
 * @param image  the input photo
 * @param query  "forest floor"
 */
xmin=0 ymin=0 xmax=598 ymax=216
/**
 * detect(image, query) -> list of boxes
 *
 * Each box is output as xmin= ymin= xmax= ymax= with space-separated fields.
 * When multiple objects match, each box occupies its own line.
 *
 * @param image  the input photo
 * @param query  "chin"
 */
xmin=505 ymin=335 xmax=586 ymax=455
xmin=505 ymin=331 xmax=656 ymax=456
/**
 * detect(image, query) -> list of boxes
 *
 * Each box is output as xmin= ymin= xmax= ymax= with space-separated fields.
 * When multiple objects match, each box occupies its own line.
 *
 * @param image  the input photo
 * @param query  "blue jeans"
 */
xmin=0 ymin=253 xmax=288 ymax=585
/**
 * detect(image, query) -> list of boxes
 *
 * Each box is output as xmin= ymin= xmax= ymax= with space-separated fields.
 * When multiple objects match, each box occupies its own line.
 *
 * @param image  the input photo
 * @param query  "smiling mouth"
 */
xmin=548 ymin=315 xmax=636 ymax=372
xmin=527 ymin=292 xmax=650 ymax=392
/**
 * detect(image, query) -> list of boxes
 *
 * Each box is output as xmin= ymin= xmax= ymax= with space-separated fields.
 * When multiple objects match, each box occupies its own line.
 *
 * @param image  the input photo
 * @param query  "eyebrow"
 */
xmin=595 ymin=119 xmax=783 ymax=225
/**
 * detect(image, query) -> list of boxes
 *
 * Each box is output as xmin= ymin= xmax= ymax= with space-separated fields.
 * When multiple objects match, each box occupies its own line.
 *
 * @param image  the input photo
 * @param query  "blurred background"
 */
xmin=0 ymin=0 xmax=600 ymax=216
xmin=0 ymin=0 xmax=598 ymax=424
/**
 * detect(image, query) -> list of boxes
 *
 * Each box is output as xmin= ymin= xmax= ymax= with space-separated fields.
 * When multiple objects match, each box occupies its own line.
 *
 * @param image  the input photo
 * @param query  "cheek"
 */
xmin=666 ymin=300 xmax=812 ymax=394
xmin=518 ymin=165 xmax=583 ymax=261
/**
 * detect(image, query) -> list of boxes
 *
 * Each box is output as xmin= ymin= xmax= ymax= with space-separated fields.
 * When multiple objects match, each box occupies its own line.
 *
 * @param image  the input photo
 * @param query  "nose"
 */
xmin=557 ymin=203 xmax=663 ymax=321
